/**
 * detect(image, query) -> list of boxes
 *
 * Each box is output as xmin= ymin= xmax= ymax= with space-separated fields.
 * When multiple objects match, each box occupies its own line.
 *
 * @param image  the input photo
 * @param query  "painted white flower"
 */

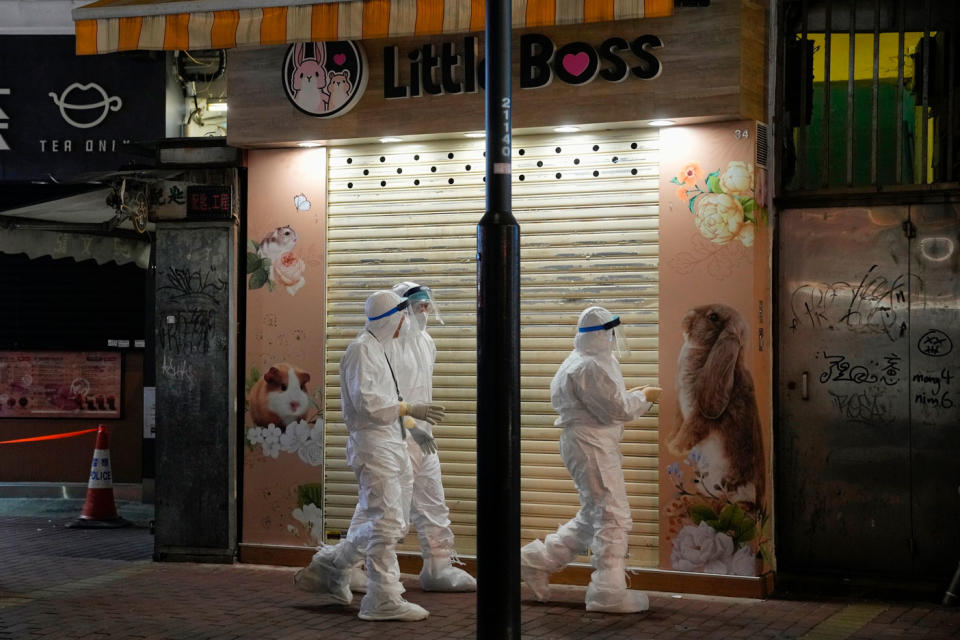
xmin=287 ymin=524 xmax=300 ymax=536
xmin=727 ymin=545 xmax=758 ymax=576
xmin=308 ymin=417 xmax=324 ymax=442
xmin=280 ymin=420 xmax=311 ymax=453
xmin=670 ymin=521 xmax=734 ymax=572
xmin=292 ymin=503 xmax=324 ymax=544
xmin=718 ymin=161 xmax=755 ymax=196
xmin=694 ymin=193 xmax=745 ymax=245
xmin=262 ymin=438 xmax=281 ymax=458
xmin=297 ymin=440 xmax=324 ymax=466
xmin=246 ymin=426 xmax=265 ymax=445
xmin=738 ymin=221 xmax=756 ymax=247
xmin=263 ymin=424 xmax=282 ymax=445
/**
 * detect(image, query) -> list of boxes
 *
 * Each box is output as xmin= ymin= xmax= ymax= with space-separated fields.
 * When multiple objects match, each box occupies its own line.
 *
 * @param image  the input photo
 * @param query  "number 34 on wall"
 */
xmin=734 ymin=129 xmax=750 ymax=139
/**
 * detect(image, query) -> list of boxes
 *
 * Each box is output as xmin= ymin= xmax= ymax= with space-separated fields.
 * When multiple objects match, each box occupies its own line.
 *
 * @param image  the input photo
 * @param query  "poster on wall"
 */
xmin=0 ymin=351 xmax=122 ymax=418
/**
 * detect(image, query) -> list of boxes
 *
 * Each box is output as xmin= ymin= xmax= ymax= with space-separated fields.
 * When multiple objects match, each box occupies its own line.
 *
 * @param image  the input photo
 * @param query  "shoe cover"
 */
xmin=358 ymin=597 xmax=429 ymax=621
xmin=584 ymin=584 xmax=649 ymax=613
xmin=349 ymin=564 xmax=368 ymax=593
xmin=519 ymin=539 xmax=552 ymax=602
xmin=294 ymin=548 xmax=353 ymax=605
xmin=419 ymin=557 xmax=477 ymax=592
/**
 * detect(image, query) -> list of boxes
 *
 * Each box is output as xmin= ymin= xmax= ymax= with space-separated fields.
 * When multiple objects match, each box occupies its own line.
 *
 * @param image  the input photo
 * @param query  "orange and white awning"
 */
xmin=73 ymin=0 xmax=672 ymax=55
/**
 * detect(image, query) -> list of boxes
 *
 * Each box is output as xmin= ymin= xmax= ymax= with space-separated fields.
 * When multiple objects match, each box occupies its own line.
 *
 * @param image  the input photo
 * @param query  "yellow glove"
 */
xmin=399 ymin=401 xmax=446 ymax=425
xmin=629 ymin=385 xmax=661 ymax=403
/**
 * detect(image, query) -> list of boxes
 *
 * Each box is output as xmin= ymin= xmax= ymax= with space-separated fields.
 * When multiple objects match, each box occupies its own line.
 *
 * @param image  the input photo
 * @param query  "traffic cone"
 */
xmin=67 ymin=425 xmax=130 ymax=529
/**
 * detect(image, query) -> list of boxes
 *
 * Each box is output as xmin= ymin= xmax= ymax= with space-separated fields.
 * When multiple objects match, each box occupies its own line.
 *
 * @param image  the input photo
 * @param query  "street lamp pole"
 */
xmin=477 ymin=0 xmax=520 ymax=636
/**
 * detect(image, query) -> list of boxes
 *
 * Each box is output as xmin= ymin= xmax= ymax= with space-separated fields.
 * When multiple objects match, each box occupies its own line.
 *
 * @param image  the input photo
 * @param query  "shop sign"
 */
xmin=281 ymin=41 xmax=368 ymax=118
xmin=0 ymin=36 xmax=165 ymax=182
xmin=186 ymin=185 xmax=232 ymax=220
xmin=383 ymin=33 xmax=663 ymax=98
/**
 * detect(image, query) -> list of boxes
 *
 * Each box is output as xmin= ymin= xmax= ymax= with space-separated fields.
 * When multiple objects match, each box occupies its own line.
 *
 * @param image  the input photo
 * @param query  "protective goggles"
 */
xmin=368 ymin=298 xmax=409 ymax=321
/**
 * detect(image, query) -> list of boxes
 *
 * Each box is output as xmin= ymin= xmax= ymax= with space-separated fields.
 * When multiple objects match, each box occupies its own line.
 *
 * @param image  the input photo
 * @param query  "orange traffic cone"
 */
xmin=67 ymin=425 xmax=130 ymax=529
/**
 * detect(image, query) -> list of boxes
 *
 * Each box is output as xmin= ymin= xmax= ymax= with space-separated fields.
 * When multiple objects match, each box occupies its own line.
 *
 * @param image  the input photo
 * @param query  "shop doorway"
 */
xmin=322 ymin=130 xmax=662 ymax=565
xmin=776 ymin=202 xmax=960 ymax=581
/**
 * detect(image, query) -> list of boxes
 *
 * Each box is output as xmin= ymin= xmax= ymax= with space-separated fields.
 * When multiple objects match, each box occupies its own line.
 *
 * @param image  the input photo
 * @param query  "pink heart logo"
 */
xmin=333 ymin=53 xmax=347 ymax=65
xmin=562 ymin=52 xmax=590 ymax=77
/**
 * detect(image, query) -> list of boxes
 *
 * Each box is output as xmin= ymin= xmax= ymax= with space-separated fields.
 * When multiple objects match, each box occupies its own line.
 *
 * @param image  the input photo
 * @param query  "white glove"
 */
xmin=400 ymin=402 xmax=445 ymax=425
xmin=408 ymin=425 xmax=438 ymax=455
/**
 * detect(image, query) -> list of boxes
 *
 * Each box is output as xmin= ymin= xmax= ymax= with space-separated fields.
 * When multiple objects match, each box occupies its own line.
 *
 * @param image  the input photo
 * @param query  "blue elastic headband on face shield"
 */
xmin=578 ymin=315 xmax=621 ymax=333
xmin=403 ymin=285 xmax=432 ymax=303
xmin=368 ymin=298 xmax=409 ymax=321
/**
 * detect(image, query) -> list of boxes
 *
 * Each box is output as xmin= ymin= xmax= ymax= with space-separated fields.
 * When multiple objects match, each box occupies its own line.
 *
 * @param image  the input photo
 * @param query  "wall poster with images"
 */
xmin=241 ymin=147 xmax=328 ymax=551
xmin=0 ymin=351 xmax=122 ymax=418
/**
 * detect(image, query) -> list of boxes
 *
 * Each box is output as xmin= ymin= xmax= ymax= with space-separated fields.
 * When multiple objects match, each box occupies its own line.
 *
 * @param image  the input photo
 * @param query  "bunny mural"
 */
xmin=289 ymin=43 xmax=330 ymax=114
xmin=665 ymin=303 xmax=767 ymax=577
xmin=281 ymin=41 xmax=367 ymax=118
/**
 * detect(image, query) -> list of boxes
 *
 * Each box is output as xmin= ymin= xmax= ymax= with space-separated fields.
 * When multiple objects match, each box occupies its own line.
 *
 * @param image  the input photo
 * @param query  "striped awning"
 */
xmin=73 ymin=0 xmax=672 ymax=55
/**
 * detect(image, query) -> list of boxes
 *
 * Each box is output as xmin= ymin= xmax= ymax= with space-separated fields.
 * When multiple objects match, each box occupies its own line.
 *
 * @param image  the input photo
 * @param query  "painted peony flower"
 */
xmin=694 ymin=193 xmax=746 ymax=244
xmin=670 ymin=521 xmax=735 ymax=572
xmin=297 ymin=440 xmax=324 ymax=466
xmin=273 ymin=251 xmax=306 ymax=294
xmin=738 ymin=221 xmax=755 ymax=247
xmin=280 ymin=419 xmax=311 ymax=452
xmin=718 ymin=161 xmax=754 ymax=196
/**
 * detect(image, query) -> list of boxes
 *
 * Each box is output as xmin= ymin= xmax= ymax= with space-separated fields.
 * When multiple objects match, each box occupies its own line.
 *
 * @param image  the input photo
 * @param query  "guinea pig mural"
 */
xmin=248 ymin=363 xmax=312 ymax=430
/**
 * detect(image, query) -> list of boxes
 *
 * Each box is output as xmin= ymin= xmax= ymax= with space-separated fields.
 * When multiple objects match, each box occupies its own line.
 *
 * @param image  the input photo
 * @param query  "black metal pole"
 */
xmin=477 ymin=0 xmax=520 ymax=636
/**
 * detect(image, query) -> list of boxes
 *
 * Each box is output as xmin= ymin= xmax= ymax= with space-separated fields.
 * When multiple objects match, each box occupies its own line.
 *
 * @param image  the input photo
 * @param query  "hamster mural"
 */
xmin=247 ymin=225 xmax=307 ymax=295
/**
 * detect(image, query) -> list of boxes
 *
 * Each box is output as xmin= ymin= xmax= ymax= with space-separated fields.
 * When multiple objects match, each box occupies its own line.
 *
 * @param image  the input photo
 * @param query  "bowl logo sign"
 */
xmin=48 ymin=82 xmax=123 ymax=129
xmin=282 ymin=41 xmax=367 ymax=118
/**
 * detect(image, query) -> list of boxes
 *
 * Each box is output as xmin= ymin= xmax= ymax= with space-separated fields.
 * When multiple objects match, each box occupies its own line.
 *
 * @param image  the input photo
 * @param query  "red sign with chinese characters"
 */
xmin=186 ymin=185 xmax=232 ymax=219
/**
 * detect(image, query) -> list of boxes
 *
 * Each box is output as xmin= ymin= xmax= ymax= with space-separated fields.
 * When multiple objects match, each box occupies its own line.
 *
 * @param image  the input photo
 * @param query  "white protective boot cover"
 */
xmin=419 ymin=554 xmax=476 ymax=592
xmin=294 ymin=542 xmax=358 ymax=604
xmin=584 ymin=560 xmax=649 ymax=613
xmin=349 ymin=563 xmax=367 ymax=593
xmin=519 ymin=539 xmax=553 ymax=602
xmin=358 ymin=546 xmax=429 ymax=622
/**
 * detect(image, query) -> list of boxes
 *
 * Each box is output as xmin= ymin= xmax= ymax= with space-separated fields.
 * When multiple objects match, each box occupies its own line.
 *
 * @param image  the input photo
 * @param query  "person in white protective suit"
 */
xmin=293 ymin=290 xmax=446 ymax=621
xmin=349 ymin=282 xmax=477 ymax=593
xmin=519 ymin=305 xmax=661 ymax=613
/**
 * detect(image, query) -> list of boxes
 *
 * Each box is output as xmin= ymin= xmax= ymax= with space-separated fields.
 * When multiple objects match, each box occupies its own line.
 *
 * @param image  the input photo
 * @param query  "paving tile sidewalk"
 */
xmin=1 ymin=512 xmax=959 ymax=639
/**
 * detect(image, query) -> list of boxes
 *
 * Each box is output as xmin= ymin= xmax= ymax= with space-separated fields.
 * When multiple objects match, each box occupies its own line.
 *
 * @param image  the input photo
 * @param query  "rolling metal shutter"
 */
xmin=324 ymin=129 xmax=660 ymax=566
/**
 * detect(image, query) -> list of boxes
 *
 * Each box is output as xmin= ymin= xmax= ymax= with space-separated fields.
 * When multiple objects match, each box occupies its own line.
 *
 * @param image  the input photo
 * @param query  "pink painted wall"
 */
xmin=657 ymin=121 xmax=773 ymax=574
xmin=242 ymin=148 xmax=328 ymax=548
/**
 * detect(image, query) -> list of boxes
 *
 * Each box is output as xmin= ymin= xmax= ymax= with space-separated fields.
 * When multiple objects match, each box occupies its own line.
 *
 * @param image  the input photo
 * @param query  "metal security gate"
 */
xmin=323 ymin=129 xmax=661 ymax=565
xmin=777 ymin=202 xmax=960 ymax=579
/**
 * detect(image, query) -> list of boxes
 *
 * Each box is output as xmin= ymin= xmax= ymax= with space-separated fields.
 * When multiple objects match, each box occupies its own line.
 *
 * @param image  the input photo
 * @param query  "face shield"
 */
xmin=400 ymin=284 xmax=443 ymax=330
xmin=578 ymin=314 xmax=630 ymax=359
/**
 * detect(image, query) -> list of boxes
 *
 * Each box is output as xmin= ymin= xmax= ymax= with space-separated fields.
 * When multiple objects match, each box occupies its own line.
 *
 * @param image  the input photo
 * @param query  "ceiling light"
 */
xmin=553 ymin=126 xmax=580 ymax=133
xmin=298 ymin=142 xmax=321 ymax=148
xmin=380 ymin=137 xmax=403 ymax=143
xmin=464 ymin=131 xmax=486 ymax=138
xmin=648 ymin=119 xmax=675 ymax=127
xmin=207 ymin=99 xmax=228 ymax=112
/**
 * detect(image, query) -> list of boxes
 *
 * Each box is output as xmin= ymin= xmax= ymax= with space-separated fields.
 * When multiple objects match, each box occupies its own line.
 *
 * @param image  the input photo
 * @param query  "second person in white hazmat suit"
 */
xmin=349 ymin=282 xmax=476 ymax=593
xmin=519 ymin=305 xmax=661 ymax=613
xmin=293 ymin=290 xmax=445 ymax=621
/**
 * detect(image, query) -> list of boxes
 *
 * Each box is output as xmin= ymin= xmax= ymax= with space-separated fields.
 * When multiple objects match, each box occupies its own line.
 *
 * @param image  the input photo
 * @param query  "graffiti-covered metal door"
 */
xmin=906 ymin=204 xmax=960 ymax=578
xmin=778 ymin=206 xmax=913 ymax=575
xmin=779 ymin=203 xmax=960 ymax=579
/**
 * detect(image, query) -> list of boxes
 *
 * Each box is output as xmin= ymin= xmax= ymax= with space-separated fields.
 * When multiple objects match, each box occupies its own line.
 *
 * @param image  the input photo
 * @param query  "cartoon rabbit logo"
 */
xmin=282 ymin=41 xmax=367 ymax=118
